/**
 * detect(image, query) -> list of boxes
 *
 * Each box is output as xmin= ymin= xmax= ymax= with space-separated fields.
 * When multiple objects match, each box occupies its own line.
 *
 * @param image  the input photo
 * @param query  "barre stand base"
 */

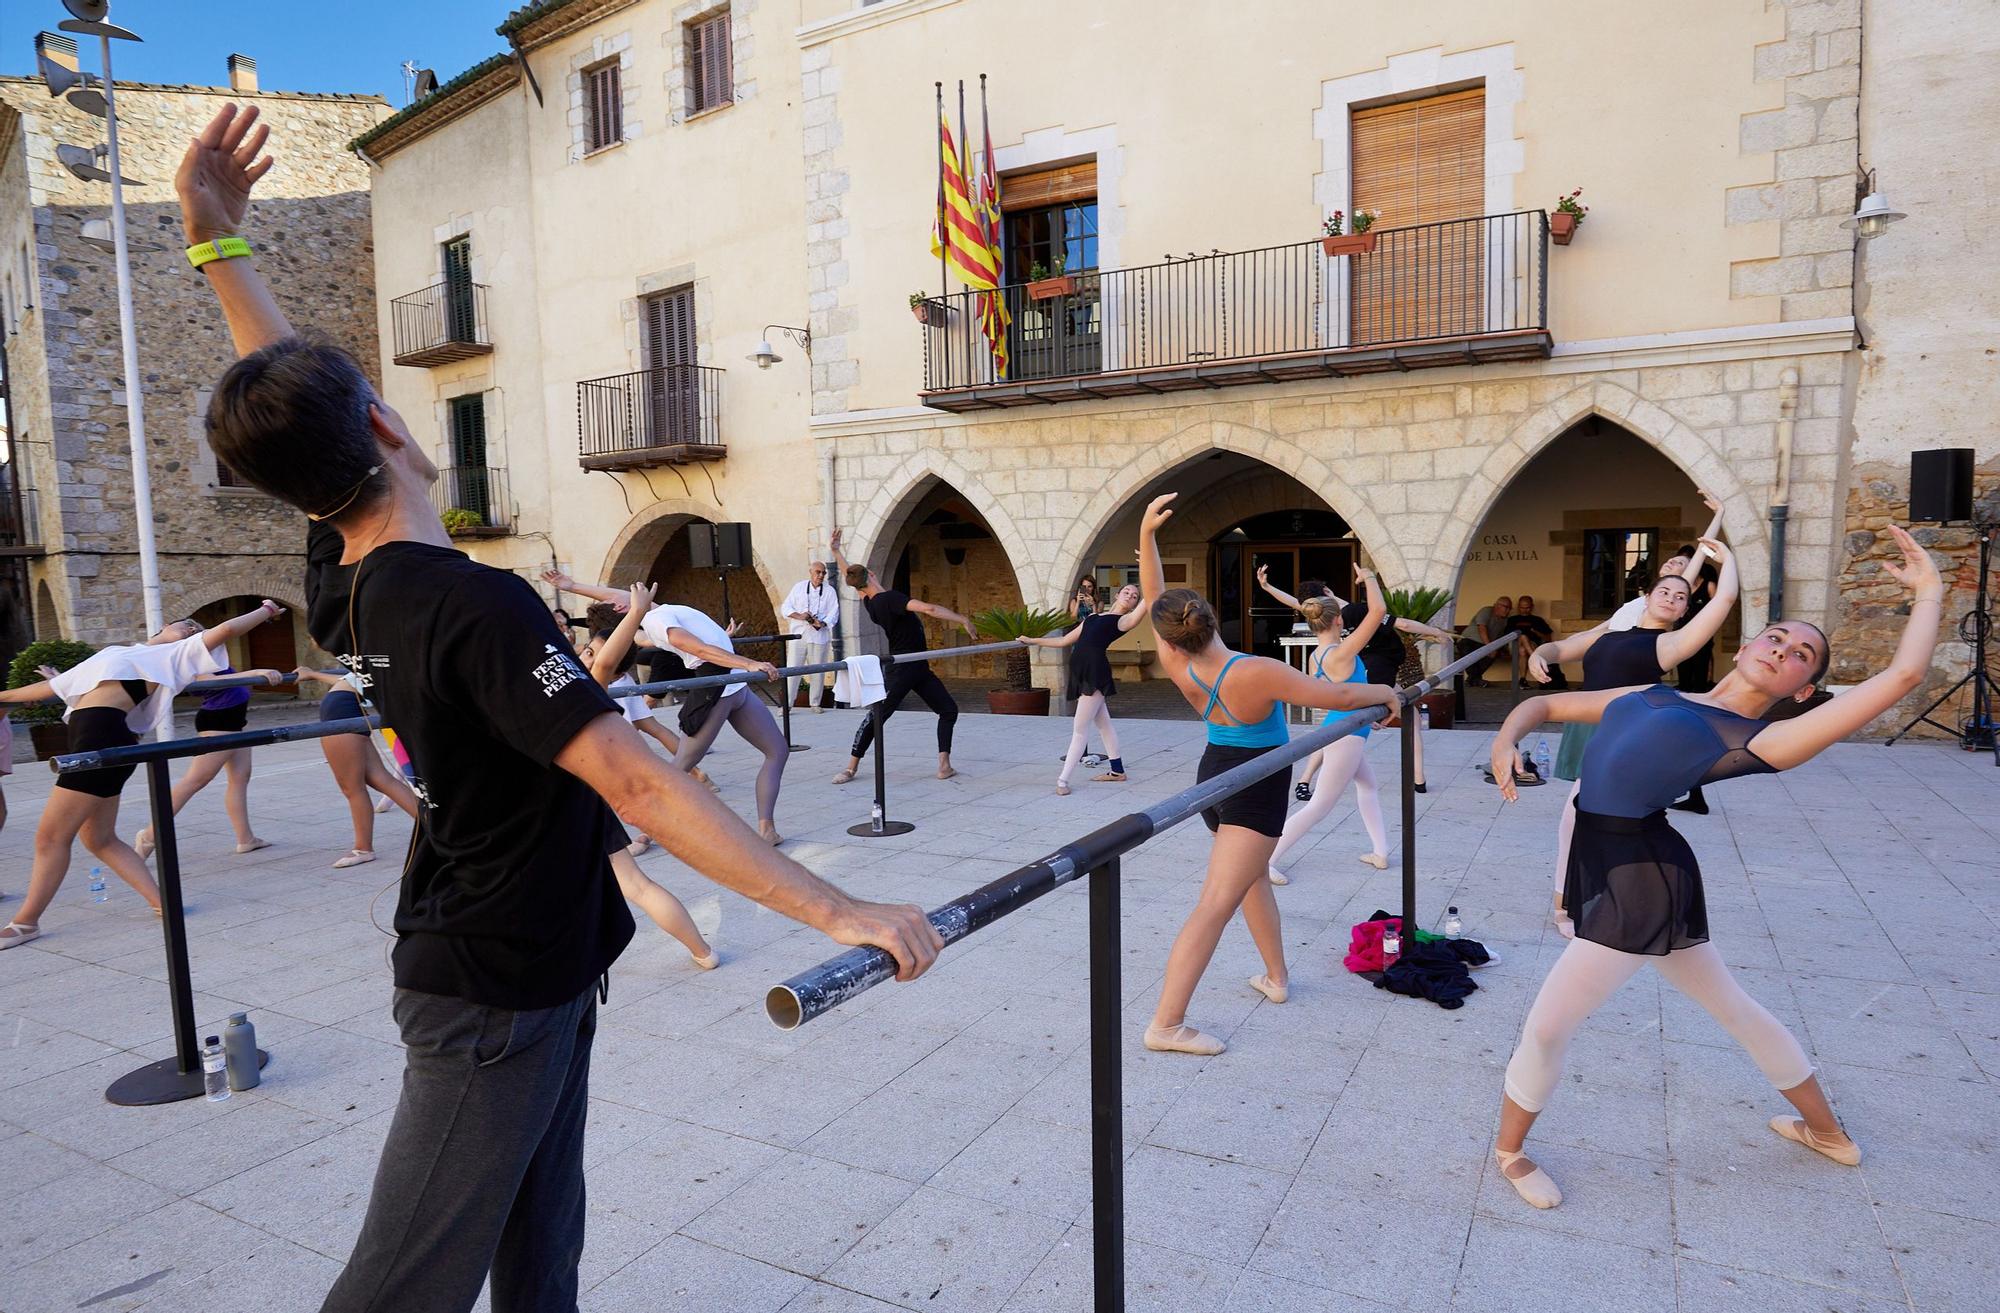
xmin=108 ymin=1049 xmax=268 ymax=1108
xmin=846 ymin=820 xmax=916 ymax=838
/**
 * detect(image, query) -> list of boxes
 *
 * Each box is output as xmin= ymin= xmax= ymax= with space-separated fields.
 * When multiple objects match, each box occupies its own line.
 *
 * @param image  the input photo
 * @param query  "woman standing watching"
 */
xmin=1069 ymin=576 xmax=1100 ymax=621
xmin=1486 ymin=525 xmax=1941 ymax=1210
xmin=1023 ymin=582 xmax=1142 ymax=795
xmin=0 ymin=601 xmax=285 ymax=948
xmin=1137 ymin=494 xmax=1399 ymax=1055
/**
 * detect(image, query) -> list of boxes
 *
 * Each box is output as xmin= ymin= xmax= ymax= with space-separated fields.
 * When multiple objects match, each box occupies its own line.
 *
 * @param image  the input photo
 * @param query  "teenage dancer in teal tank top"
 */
xmin=1136 ymin=494 xmax=1401 ymax=1056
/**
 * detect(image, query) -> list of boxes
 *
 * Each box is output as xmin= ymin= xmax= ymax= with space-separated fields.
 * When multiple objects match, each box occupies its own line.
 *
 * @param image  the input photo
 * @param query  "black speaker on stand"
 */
xmin=1887 ymin=449 xmax=1995 ymax=761
xmin=689 ymin=522 xmax=751 ymax=622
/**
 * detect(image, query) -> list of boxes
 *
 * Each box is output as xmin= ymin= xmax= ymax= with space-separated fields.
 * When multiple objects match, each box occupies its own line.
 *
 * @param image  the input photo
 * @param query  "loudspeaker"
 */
xmin=688 ymin=522 xmax=751 ymax=570
xmin=1910 ymin=448 xmax=1975 ymax=523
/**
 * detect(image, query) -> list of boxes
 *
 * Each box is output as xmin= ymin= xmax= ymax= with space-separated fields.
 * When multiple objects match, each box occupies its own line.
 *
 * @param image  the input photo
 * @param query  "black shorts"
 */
xmin=320 ymin=689 xmax=367 ymax=733
xmin=54 ymin=706 xmax=139 ymax=798
xmin=1196 ymin=742 xmax=1292 ymax=838
xmin=194 ymin=704 xmax=249 ymax=734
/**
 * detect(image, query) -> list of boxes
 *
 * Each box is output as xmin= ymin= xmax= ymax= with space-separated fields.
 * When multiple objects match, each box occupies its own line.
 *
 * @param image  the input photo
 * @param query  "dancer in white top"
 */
xmin=0 ymin=601 xmax=286 ymax=948
xmin=781 ymin=561 xmax=840 ymax=712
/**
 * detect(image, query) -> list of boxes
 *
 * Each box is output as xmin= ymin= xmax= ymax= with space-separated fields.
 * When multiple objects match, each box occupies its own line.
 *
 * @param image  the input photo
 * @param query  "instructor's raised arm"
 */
xmin=176 ymin=104 xmax=292 ymax=356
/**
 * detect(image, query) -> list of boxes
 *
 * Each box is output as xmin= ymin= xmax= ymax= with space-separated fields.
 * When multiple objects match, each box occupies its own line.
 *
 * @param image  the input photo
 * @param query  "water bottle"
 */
xmin=1535 ymin=737 xmax=1552 ymax=777
xmin=202 ymin=1037 xmax=230 ymax=1102
xmin=1419 ymin=704 xmax=1431 ymax=732
xmin=223 ymin=1012 xmax=261 ymax=1091
xmin=1444 ymin=906 xmax=1463 ymax=938
xmin=89 ymin=867 xmax=108 ymax=903
xmin=1381 ymin=922 xmax=1402 ymax=964
xmin=870 ymin=800 xmax=884 ymax=835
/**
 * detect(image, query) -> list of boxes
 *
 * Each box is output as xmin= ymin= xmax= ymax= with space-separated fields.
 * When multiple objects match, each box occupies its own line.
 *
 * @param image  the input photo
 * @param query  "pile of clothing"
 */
xmin=1343 ymin=909 xmax=1493 ymax=1011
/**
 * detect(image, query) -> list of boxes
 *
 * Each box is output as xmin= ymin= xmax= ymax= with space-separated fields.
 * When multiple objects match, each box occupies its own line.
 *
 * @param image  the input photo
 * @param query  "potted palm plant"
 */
xmin=7 ymin=638 xmax=97 ymax=759
xmin=1024 ymin=255 xmax=1076 ymax=301
xmin=973 ymin=606 xmax=1072 ymax=714
xmin=1385 ymin=586 xmax=1455 ymax=728
xmin=1550 ymin=188 xmax=1587 ymax=245
xmin=1321 ymin=208 xmax=1379 ymax=257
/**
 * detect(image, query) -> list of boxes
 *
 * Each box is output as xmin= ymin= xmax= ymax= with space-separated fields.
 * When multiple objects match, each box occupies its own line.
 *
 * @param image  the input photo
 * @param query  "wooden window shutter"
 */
xmin=688 ymin=11 xmax=733 ymax=114
xmin=643 ymin=288 xmax=697 ymax=446
xmin=449 ymin=394 xmax=488 ymax=469
xmin=586 ymin=61 xmax=622 ymax=151
xmin=1000 ymin=160 xmax=1097 ymax=213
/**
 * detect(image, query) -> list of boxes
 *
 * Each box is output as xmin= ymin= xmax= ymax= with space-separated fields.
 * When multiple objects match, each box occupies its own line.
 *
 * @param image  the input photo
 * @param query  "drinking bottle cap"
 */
xmin=205 ymin=1035 xmax=219 ymax=1046
xmin=227 ymin=1012 xmax=248 ymax=1025
xmin=1448 ymin=905 xmax=1458 ymax=913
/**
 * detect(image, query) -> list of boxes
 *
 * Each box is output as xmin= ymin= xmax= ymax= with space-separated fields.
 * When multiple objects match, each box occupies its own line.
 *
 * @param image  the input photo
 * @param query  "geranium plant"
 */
xmin=1555 ymin=188 xmax=1588 ymax=221
xmin=1323 ymin=208 xmax=1379 ymax=237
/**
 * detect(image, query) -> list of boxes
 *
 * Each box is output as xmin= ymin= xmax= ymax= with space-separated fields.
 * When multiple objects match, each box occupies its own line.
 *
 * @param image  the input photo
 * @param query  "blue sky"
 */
xmin=1 ymin=2 xmax=512 ymax=106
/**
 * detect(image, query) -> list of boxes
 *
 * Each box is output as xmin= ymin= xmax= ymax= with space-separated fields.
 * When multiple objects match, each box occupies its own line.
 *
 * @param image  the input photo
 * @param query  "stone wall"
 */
xmin=0 ymin=77 xmax=387 ymax=655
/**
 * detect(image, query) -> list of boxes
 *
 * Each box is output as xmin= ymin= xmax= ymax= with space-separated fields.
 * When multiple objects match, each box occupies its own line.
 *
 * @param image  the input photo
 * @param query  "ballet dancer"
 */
xmin=1527 ymin=537 xmax=1738 ymax=938
xmin=0 ymin=601 xmax=287 ymax=948
xmin=1266 ymin=565 xmax=1392 ymax=883
xmin=581 ymin=584 xmax=720 ymax=966
xmin=179 ymin=103 xmax=938 ymax=1312
xmin=1137 ymin=494 xmax=1400 ymax=1055
xmin=827 ymin=526 xmax=973 ymax=783
xmin=546 ymin=570 xmax=790 ymax=844
xmin=1486 ymin=524 xmax=1943 ymax=1209
xmin=1022 ymin=582 xmax=1141 ymax=794
xmin=578 ymin=601 xmax=719 ymax=829
xmin=132 ymin=661 xmax=288 ymax=858
xmin=291 ymin=666 xmax=422 ymax=868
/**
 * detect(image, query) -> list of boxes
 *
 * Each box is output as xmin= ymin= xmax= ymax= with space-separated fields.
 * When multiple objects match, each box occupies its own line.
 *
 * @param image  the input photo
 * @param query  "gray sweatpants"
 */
xmin=319 ymin=982 xmax=599 ymax=1313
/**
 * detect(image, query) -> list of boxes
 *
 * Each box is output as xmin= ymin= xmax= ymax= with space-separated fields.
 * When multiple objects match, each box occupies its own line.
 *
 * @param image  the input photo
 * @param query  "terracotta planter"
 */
xmin=910 ymin=301 xmax=935 ymax=324
xmin=1549 ymin=212 xmax=1578 ymax=245
xmin=1320 ymin=232 xmax=1377 ymax=257
xmin=30 ymin=722 xmax=66 ymax=760
xmin=1416 ymin=689 xmax=1455 ymax=731
xmin=1025 ymin=275 xmax=1076 ymax=300
xmin=986 ymin=688 xmax=1050 ymax=716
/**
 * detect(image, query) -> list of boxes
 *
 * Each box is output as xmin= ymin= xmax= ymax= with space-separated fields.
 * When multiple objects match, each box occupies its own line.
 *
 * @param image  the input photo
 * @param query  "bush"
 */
xmin=973 ymin=606 xmax=1073 ymax=692
xmin=6 ymin=638 xmax=97 ymax=726
xmin=440 ymin=507 xmax=485 ymax=536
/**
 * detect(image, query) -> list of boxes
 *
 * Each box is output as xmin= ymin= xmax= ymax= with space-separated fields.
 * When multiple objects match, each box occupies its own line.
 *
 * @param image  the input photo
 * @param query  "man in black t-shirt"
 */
xmin=827 ymin=527 xmax=975 ymax=782
xmin=178 ymin=106 xmax=941 ymax=1313
xmin=1505 ymin=595 xmax=1565 ymax=688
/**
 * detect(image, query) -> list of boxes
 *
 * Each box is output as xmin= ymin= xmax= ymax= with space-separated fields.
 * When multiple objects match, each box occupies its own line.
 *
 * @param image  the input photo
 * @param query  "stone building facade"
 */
xmin=360 ymin=0 xmax=1996 ymax=731
xmin=0 ymin=60 xmax=387 ymax=666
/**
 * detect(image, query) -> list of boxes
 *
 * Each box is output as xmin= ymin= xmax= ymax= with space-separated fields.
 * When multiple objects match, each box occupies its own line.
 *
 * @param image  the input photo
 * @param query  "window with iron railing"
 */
xmin=585 ymin=59 xmax=623 ymax=152
xmin=685 ymin=10 xmax=733 ymax=116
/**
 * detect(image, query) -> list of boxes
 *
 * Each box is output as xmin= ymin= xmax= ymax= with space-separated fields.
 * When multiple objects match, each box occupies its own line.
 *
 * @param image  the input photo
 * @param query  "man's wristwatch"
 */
xmin=187 ymin=236 xmax=252 ymax=270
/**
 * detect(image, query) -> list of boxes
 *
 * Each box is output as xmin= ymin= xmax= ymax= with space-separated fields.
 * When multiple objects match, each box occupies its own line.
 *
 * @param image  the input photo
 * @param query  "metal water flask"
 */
xmin=222 ymin=1012 xmax=260 ymax=1091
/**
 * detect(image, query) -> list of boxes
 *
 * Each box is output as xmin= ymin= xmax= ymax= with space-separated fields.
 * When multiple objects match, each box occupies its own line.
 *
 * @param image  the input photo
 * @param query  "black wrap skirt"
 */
xmin=1564 ymin=807 xmax=1708 ymax=956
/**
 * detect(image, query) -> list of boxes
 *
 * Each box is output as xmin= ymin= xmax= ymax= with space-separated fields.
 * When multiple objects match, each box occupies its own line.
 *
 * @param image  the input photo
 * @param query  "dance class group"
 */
xmin=0 ymin=106 xmax=1952 ymax=1306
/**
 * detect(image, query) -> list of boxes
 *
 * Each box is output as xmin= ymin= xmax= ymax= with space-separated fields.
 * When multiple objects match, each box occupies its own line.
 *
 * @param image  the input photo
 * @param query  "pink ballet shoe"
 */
xmin=1495 ymin=1147 xmax=1562 ymax=1209
xmin=1144 ymin=1023 xmax=1225 ymax=1056
xmin=1770 ymin=1117 xmax=1861 ymax=1166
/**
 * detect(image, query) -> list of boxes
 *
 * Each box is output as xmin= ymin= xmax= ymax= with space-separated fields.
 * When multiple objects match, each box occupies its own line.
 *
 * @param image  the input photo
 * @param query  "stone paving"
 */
xmin=1 ymin=708 xmax=1996 ymax=1312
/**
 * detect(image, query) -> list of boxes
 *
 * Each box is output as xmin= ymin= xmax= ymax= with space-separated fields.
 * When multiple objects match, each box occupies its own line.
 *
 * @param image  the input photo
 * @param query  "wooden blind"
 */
xmin=1349 ymin=88 xmax=1487 ymax=344
xmin=643 ymin=288 xmax=698 ymax=446
xmin=585 ymin=61 xmax=622 ymax=152
xmin=1000 ymin=160 xmax=1096 ymax=213
xmin=687 ymin=11 xmax=733 ymax=115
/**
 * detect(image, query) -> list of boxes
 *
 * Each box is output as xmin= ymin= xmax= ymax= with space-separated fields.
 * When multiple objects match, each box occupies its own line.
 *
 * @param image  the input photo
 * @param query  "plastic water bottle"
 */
xmin=89 ymin=867 xmax=108 ymax=903
xmin=223 ymin=1013 xmax=261 ymax=1092
xmin=1535 ymin=737 xmax=1552 ymax=777
xmin=1419 ymin=704 xmax=1431 ymax=732
xmin=202 ymin=1037 xmax=230 ymax=1102
xmin=1381 ymin=923 xmax=1402 ymax=965
xmin=870 ymin=800 xmax=884 ymax=835
xmin=1444 ymin=906 xmax=1463 ymax=938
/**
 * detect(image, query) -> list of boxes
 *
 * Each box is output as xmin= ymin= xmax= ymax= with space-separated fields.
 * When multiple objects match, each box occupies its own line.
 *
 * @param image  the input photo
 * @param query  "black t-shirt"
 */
xmin=318 ymin=540 xmax=634 ymax=1010
xmin=1341 ymin=600 xmax=1404 ymax=674
xmin=865 ymin=590 xmax=930 ymax=661
xmin=304 ymin=519 xmax=354 ymax=658
xmin=1507 ymin=613 xmax=1555 ymax=644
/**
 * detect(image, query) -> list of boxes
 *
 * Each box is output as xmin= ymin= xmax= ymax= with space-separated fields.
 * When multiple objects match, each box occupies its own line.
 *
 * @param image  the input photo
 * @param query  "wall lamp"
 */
xmin=748 ymin=323 xmax=811 ymax=370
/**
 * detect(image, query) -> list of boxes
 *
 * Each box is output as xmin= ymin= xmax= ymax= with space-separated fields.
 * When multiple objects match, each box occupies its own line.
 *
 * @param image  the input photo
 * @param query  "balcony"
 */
xmin=918 ymin=211 xmax=1551 ymax=411
xmin=0 ymin=478 xmax=42 ymax=557
xmin=576 ymin=365 xmax=726 ymax=471
xmin=391 ymin=280 xmax=493 ymax=367
xmin=432 ymin=464 xmax=513 ymax=537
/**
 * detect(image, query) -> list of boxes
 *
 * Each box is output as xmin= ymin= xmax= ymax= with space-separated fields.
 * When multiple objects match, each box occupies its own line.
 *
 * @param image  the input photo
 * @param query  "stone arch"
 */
xmin=849 ymin=446 xmax=1034 ymax=591
xmin=172 ymin=559 xmax=308 ymax=624
xmin=1050 ymin=417 xmax=1406 ymax=607
xmin=599 ymin=497 xmax=784 ymax=623
xmin=1435 ymin=380 xmax=1771 ymax=621
xmin=34 ymin=579 xmax=60 ymax=640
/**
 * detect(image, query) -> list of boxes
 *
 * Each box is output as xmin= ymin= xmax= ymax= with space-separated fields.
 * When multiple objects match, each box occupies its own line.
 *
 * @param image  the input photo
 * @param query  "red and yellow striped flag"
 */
xmin=930 ymin=109 xmax=1000 ymax=291
xmin=975 ymin=113 xmax=1011 ymax=378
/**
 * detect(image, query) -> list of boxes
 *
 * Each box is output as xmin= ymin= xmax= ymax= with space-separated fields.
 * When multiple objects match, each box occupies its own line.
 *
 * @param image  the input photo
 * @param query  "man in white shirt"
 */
xmin=782 ymin=561 xmax=840 ymax=712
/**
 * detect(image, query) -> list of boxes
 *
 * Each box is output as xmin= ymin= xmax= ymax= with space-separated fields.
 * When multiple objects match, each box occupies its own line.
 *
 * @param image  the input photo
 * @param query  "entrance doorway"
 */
xmin=1212 ymin=510 xmax=1357 ymax=660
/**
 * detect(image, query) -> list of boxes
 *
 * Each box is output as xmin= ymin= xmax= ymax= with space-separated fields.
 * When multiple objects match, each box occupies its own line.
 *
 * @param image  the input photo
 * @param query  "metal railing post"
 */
xmin=105 ymin=759 xmax=206 ymax=1106
xmin=1399 ymin=704 xmax=1420 ymax=937
xmin=846 ymin=703 xmax=914 ymax=838
xmin=1088 ymin=855 xmax=1125 ymax=1313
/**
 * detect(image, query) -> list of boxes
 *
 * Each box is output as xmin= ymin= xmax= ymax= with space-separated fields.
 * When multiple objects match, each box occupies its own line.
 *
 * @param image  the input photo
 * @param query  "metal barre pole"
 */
xmin=618 ymin=639 xmax=1023 ymax=701
xmin=52 ymin=715 xmax=380 ymax=773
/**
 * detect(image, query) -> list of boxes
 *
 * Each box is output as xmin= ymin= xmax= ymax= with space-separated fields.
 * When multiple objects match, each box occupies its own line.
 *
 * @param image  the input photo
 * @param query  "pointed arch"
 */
xmin=849 ymin=445 xmax=1034 ymax=589
xmin=599 ymin=498 xmax=784 ymax=623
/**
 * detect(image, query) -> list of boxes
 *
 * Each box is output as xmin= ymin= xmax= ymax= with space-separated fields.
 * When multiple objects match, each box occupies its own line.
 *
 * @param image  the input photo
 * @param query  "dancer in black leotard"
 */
xmin=1021 ymin=583 xmax=1142 ymax=794
xmin=1528 ymin=538 xmax=1738 ymax=936
xmin=1485 ymin=525 xmax=1944 ymax=1211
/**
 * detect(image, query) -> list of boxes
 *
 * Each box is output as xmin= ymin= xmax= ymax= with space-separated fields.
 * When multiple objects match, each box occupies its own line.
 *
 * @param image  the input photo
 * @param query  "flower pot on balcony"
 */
xmin=986 ymin=688 xmax=1050 ymax=716
xmin=1321 ymin=232 xmax=1377 ymax=257
xmin=1549 ymin=212 xmax=1578 ymax=245
xmin=910 ymin=301 xmax=936 ymax=325
xmin=1025 ymin=275 xmax=1076 ymax=300
xmin=30 ymin=722 xmax=66 ymax=761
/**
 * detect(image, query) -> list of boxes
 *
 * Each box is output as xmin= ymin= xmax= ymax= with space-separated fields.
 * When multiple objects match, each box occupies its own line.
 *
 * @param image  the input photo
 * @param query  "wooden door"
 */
xmin=1350 ymin=88 xmax=1485 ymax=344
xmin=642 ymin=287 xmax=697 ymax=448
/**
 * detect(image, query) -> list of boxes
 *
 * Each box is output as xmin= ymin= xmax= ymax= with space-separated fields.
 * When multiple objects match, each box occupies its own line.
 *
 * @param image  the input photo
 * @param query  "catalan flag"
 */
xmin=974 ymin=98 xmax=1011 ymax=378
xmin=930 ymin=108 xmax=999 ymax=291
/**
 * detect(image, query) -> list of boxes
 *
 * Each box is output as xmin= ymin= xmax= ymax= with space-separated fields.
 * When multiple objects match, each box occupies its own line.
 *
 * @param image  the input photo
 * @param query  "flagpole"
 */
xmin=935 ymin=81 xmax=948 ymax=301
xmin=979 ymin=71 xmax=1005 ymax=381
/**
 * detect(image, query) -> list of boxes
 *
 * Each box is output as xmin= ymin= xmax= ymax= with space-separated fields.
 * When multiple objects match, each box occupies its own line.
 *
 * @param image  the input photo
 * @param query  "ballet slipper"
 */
xmin=235 ymin=838 xmax=271 ymax=854
xmin=690 ymin=767 xmax=719 ymax=794
xmin=627 ymin=835 xmax=653 ymax=856
xmin=690 ymin=948 xmax=721 ymax=971
xmin=1494 ymin=1147 xmax=1562 ymax=1209
xmin=1247 ymin=973 xmax=1289 ymax=1004
xmin=373 ymin=795 xmax=395 ymax=814
xmin=1770 ymin=1116 xmax=1861 ymax=1166
xmin=1092 ymin=771 xmax=1127 ymax=783
xmin=0 ymin=921 xmax=42 ymax=949
xmin=759 ymin=822 xmax=784 ymax=846
xmin=830 ymin=769 xmax=857 ymax=785
xmin=1143 ymin=1022 xmax=1225 ymax=1056
xmin=1055 ymin=781 xmax=1072 ymax=796
xmin=332 ymin=849 xmax=377 ymax=870
xmin=937 ymin=765 xmax=958 ymax=780
xmin=133 ymin=829 xmax=156 ymax=861
xmin=1357 ymin=852 xmax=1389 ymax=870
xmin=1267 ymin=866 xmax=1289 ymax=886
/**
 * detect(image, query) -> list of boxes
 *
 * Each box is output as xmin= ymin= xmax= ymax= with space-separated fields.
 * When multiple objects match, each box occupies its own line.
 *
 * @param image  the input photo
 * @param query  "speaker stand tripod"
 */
xmin=1887 ymin=520 xmax=1997 ymax=763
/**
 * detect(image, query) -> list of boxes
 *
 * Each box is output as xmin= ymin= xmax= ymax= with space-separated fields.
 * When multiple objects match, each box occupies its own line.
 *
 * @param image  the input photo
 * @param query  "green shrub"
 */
xmin=6 ymin=638 xmax=97 ymax=726
xmin=440 ymin=506 xmax=485 ymax=535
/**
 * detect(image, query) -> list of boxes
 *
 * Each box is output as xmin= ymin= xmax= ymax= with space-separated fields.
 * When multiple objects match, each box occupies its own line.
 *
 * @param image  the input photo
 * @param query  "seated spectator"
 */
xmin=1505 ymin=596 xmax=1565 ymax=687
xmin=1457 ymin=595 xmax=1512 ymax=684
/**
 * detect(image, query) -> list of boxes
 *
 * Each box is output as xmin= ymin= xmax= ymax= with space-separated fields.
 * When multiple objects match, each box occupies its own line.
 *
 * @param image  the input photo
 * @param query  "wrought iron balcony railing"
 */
xmin=576 ymin=364 xmax=726 ymax=471
xmin=431 ymin=464 xmax=513 ymax=537
xmin=918 ymin=210 xmax=1550 ymax=410
xmin=391 ymin=280 xmax=493 ymax=367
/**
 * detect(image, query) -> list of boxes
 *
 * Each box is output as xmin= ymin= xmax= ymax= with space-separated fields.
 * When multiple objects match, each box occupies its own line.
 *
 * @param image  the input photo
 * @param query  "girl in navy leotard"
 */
xmin=1135 ymin=494 xmax=1400 ymax=1057
xmin=1266 ymin=566 xmax=1392 ymax=883
xmin=1484 ymin=525 xmax=1945 ymax=1212
xmin=1022 ymin=583 xmax=1144 ymax=795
